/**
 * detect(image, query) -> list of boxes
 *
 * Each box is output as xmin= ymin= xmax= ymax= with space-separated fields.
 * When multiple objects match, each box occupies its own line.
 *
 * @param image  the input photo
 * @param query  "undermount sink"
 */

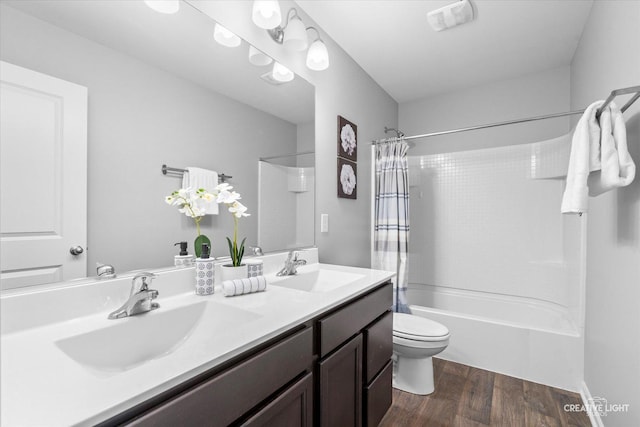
xmin=268 ymin=267 xmax=365 ymax=293
xmin=55 ymin=301 xmax=259 ymax=374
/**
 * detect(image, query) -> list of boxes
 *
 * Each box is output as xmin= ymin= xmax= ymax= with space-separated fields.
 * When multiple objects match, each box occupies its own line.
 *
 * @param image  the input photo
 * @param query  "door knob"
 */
xmin=70 ymin=246 xmax=84 ymax=256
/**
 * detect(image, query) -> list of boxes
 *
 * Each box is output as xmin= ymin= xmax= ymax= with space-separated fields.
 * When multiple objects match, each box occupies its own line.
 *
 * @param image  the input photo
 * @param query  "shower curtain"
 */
xmin=373 ymin=139 xmax=411 ymax=313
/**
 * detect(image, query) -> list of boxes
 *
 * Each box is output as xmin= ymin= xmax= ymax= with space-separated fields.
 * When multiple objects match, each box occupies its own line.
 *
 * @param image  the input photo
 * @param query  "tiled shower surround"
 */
xmin=405 ymin=137 xmax=586 ymax=389
xmin=407 ymin=136 xmax=583 ymax=331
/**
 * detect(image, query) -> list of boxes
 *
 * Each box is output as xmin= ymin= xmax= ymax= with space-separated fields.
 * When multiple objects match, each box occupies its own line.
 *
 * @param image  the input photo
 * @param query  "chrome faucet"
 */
xmin=248 ymin=245 xmax=264 ymax=256
xmin=108 ymin=272 xmax=159 ymax=320
xmin=96 ymin=262 xmax=116 ymax=279
xmin=276 ymin=251 xmax=307 ymax=276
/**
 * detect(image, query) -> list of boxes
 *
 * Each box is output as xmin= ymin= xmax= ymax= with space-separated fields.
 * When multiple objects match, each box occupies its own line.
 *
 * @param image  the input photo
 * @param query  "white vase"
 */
xmin=220 ymin=264 xmax=248 ymax=281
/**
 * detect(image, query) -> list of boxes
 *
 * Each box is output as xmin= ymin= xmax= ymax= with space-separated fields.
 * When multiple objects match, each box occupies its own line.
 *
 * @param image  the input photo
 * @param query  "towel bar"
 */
xmin=161 ymin=164 xmax=232 ymax=183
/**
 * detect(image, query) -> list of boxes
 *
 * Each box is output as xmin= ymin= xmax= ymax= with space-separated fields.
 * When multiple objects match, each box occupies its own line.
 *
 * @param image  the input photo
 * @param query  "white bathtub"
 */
xmin=407 ymin=283 xmax=584 ymax=392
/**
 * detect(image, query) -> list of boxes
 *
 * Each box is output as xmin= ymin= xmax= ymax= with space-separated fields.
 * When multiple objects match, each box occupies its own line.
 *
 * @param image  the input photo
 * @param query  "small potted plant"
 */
xmin=215 ymin=183 xmax=251 ymax=281
xmin=165 ymin=187 xmax=215 ymax=257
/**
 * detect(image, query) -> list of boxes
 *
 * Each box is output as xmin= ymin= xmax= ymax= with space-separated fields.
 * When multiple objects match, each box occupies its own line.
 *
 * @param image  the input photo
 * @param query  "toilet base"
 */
xmin=392 ymin=354 xmax=435 ymax=395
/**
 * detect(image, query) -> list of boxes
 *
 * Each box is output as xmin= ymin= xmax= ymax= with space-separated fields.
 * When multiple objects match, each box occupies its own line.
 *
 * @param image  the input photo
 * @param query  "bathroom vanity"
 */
xmin=0 ymin=250 xmax=394 ymax=426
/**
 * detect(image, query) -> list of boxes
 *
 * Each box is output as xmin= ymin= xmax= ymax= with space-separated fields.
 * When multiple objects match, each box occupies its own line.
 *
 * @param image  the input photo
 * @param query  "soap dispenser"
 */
xmin=195 ymin=243 xmax=214 ymax=295
xmin=174 ymin=241 xmax=195 ymax=267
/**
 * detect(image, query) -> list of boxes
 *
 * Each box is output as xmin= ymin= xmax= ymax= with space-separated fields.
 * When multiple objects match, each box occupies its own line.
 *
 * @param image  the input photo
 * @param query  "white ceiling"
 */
xmin=297 ymin=0 xmax=594 ymax=103
xmin=4 ymin=0 xmax=314 ymax=124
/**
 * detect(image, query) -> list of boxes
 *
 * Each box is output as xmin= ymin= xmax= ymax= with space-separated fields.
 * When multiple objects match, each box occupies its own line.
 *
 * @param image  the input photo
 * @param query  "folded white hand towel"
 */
xmin=561 ymin=100 xmax=636 ymax=214
xmin=222 ymin=276 xmax=267 ymax=297
xmin=183 ymin=167 xmax=219 ymax=215
xmin=561 ymin=101 xmax=602 ymax=214
xmin=587 ymin=101 xmax=635 ymax=196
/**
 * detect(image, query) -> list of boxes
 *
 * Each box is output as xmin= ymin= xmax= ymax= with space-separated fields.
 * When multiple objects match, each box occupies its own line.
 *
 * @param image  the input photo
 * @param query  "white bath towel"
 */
xmin=561 ymin=101 xmax=635 ymax=214
xmin=587 ymin=101 xmax=635 ymax=196
xmin=222 ymin=276 xmax=267 ymax=297
xmin=183 ymin=167 xmax=219 ymax=215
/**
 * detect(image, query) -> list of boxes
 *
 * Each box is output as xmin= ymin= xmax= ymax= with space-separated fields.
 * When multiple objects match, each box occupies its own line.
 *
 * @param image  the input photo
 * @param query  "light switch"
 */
xmin=321 ymin=214 xmax=329 ymax=233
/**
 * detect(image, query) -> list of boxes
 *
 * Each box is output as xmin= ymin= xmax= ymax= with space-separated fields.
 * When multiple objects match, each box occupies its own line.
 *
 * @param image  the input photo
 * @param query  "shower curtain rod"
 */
xmin=372 ymin=85 xmax=640 ymax=145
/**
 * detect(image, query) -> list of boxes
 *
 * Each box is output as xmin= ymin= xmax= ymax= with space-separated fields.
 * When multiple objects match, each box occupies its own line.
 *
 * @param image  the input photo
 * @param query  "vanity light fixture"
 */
xmin=249 ymin=45 xmax=273 ymax=66
xmin=214 ymin=23 xmax=241 ymax=48
xmin=144 ymin=0 xmax=180 ymax=14
xmin=272 ymin=61 xmax=294 ymax=82
xmin=281 ymin=10 xmax=308 ymax=51
xmin=305 ymin=27 xmax=329 ymax=71
xmin=253 ymin=4 xmax=331 ymax=71
xmin=252 ymin=0 xmax=282 ymax=29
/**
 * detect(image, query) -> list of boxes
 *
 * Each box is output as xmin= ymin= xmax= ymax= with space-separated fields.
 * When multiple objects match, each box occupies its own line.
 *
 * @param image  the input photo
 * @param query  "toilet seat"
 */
xmin=393 ymin=313 xmax=450 ymax=342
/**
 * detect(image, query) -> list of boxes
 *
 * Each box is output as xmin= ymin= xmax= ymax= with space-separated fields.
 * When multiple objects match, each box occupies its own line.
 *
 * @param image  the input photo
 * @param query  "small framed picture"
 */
xmin=337 ymin=115 xmax=357 ymax=161
xmin=337 ymin=157 xmax=357 ymax=199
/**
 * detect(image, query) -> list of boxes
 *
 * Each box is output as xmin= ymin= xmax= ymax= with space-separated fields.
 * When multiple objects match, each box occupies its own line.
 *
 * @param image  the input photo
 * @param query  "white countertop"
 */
xmin=1 ymin=250 xmax=394 ymax=426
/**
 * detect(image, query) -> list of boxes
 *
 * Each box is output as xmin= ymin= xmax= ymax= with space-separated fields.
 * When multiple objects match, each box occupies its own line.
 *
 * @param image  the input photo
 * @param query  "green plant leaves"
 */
xmin=226 ymin=236 xmax=247 ymax=266
xmin=194 ymin=234 xmax=211 ymax=258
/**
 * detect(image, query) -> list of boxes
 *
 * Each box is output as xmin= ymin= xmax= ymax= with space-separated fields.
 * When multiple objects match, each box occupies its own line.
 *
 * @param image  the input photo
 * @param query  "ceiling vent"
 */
xmin=427 ymin=0 xmax=475 ymax=32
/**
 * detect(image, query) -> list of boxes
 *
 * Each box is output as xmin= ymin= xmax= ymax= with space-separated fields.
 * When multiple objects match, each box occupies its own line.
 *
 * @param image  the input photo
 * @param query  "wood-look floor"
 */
xmin=379 ymin=358 xmax=591 ymax=427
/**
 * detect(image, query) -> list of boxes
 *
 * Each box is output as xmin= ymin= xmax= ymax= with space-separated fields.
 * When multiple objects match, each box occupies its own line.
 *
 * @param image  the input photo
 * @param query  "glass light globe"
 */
xmin=214 ymin=23 xmax=241 ymax=48
xmin=252 ymin=1 xmax=282 ymax=29
xmin=306 ymin=39 xmax=329 ymax=71
xmin=144 ymin=0 xmax=180 ymax=14
xmin=283 ymin=17 xmax=308 ymax=51
xmin=248 ymin=46 xmax=273 ymax=66
xmin=272 ymin=62 xmax=294 ymax=82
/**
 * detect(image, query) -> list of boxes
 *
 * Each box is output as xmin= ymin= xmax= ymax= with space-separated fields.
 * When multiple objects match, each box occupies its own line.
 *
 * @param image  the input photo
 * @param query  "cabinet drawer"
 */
xmin=364 ymin=360 xmax=392 ymax=427
xmin=241 ymin=373 xmax=313 ymax=427
xmin=318 ymin=282 xmax=392 ymax=357
xmin=128 ymin=327 xmax=313 ymax=427
xmin=364 ymin=310 xmax=393 ymax=384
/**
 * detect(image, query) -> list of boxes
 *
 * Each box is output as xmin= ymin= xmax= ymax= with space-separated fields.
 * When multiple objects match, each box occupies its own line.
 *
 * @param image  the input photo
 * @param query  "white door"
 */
xmin=0 ymin=61 xmax=87 ymax=290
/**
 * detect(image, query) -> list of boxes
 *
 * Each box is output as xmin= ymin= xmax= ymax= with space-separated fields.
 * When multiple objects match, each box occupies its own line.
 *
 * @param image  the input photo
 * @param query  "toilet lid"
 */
xmin=393 ymin=313 xmax=449 ymax=340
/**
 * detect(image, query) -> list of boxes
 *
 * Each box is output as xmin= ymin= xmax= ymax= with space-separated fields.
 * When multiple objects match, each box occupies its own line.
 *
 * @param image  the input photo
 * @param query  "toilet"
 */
xmin=392 ymin=312 xmax=450 ymax=395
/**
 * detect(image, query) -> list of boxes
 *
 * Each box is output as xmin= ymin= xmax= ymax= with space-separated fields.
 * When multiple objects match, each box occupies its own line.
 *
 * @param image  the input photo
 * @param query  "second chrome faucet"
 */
xmin=108 ymin=272 xmax=159 ymax=319
xmin=276 ymin=251 xmax=307 ymax=276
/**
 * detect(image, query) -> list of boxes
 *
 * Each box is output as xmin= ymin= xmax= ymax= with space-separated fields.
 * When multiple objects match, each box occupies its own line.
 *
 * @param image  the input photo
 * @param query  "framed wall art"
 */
xmin=337 ymin=157 xmax=357 ymax=199
xmin=337 ymin=115 xmax=357 ymax=162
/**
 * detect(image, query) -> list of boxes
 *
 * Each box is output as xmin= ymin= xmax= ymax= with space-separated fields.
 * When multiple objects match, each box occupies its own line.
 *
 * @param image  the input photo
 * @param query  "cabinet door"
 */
xmin=319 ymin=334 xmax=363 ymax=427
xmin=242 ymin=373 xmax=313 ymax=427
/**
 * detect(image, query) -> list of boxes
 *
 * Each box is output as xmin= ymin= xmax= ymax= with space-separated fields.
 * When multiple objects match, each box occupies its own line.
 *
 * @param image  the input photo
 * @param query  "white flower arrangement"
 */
xmin=165 ymin=187 xmax=215 ymax=236
xmin=340 ymin=123 xmax=357 ymax=156
xmin=340 ymin=164 xmax=356 ymax=195
xmin=165 ymin=183 xmax=250 ymax=264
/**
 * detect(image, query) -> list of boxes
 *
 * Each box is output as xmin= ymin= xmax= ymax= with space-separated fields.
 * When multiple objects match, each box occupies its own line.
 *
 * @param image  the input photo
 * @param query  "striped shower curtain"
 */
xmin=373 ymin=139 xmax=411 ymax=313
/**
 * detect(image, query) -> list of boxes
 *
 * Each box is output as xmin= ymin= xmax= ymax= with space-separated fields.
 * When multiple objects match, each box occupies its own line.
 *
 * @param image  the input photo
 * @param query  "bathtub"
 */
xmin=407 ymin=283 xmax=584 ymax=392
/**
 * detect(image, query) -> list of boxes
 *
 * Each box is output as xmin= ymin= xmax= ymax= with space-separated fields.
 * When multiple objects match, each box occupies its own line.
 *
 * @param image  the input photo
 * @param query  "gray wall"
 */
xmin=570 ymin=1 xmax=640 ymax=425
xmin=0 ymin=5 xmax=297 ymax=273
xmin=399 ymin=66 xmax=571 ymax=155
xmin=193 ymin=0 xmax=399 ymax=268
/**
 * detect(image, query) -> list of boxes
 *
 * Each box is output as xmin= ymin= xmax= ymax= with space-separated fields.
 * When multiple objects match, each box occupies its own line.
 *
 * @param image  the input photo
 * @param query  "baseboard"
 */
xmin=579 ymin=381 xmax=603 ymax=427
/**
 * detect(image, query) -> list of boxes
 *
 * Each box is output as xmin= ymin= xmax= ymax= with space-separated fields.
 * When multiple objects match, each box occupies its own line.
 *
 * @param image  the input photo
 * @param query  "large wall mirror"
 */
xmin=0 ymin=0 xmax=315 ymax=290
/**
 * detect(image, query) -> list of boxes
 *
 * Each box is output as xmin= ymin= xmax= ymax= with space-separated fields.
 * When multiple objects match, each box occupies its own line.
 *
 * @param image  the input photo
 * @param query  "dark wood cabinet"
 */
xmin=242 ymin=373 xmax=313 ymax=427
xmin=316 ymin=283 xmax=393 ymax=427
xmin=124 ymin=328 xmax=313 ymax=427
xmin=318 ymin=284 xmax=392 ymax=358
xmin=364 ymin=361 xmax=393 ymax=427
xmin=319 ymin=335 xmax=363 ymax=427
xmin=364 ymin=311 xmax=393 ymax=384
